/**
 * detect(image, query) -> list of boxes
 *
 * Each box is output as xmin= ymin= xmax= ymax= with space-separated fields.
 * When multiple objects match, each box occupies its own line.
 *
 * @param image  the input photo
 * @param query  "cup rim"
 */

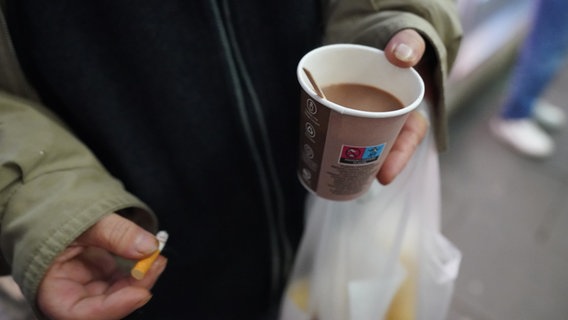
xmin=297 ymin=43 xmax=425 ymax=119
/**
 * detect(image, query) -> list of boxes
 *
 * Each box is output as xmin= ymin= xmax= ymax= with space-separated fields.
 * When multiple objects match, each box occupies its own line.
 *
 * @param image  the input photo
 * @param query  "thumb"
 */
xmin=384 ymin=29 xmax=426 ymax=68
xmin=76 ymin=213 xmax=159 ymax=259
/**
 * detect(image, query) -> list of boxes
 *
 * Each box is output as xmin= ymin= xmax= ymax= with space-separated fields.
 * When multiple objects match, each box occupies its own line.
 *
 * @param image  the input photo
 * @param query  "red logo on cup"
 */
xmin=341 ymin=146 xmax=364 ymax=160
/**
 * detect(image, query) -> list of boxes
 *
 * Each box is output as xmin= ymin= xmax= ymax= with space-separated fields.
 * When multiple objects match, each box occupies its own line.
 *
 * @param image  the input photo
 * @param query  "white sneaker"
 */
xmin=490 ymin=117 xmax=555 ymax=158
xmin=533 ymin=100 xmax=566 ymax=131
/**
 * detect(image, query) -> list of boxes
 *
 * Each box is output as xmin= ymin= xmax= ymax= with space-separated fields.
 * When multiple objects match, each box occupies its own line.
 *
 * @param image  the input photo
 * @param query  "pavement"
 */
xmin=442 ymin=60 xmax=568 ymax=320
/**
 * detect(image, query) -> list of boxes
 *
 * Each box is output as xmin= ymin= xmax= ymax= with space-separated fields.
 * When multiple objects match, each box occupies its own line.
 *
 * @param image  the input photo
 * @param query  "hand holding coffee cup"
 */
xmin=297 ymin=43 xmax=425 ymax=201
xmin=378 ymin=29 xmax=431 ymax=185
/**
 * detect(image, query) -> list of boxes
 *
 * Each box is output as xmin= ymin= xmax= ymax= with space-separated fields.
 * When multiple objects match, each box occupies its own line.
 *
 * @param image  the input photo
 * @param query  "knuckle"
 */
xmin=98 ymin=215 xmax=134 ymax=251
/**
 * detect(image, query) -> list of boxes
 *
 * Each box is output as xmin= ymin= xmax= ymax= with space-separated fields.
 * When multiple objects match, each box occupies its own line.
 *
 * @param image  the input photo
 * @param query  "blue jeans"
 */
xmin=501 ymin=0 xmax=568 ymax=119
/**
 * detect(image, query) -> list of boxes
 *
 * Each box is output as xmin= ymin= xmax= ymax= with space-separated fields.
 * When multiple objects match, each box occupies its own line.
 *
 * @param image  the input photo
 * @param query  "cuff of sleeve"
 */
xmin=23 ymin=193 xmax=155 ymax=319
xmin=4 ymin=173 xmax=156 ymax=318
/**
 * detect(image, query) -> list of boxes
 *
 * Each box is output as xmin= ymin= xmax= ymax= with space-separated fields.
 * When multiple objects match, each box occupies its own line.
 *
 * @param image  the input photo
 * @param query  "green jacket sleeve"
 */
xmin=322 ymin=0 xmax=463 ymax=150
xmin=0 ymin=92 xmax=158 ymax=313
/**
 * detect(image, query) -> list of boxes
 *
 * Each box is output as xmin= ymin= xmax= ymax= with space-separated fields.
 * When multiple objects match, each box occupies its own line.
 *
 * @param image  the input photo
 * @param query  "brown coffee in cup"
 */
xmin=322 ymin=83 xmax=403 ymax=112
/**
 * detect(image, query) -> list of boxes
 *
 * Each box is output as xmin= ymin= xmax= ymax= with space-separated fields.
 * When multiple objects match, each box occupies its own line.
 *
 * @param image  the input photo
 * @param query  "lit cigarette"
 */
xmin=131 ymin=230 xmax=168 ymax=280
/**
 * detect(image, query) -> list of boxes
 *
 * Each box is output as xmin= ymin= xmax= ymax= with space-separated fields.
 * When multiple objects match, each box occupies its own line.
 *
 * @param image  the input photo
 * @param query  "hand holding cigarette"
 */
xmin=37 ymin=213 xmax=168 ymax=320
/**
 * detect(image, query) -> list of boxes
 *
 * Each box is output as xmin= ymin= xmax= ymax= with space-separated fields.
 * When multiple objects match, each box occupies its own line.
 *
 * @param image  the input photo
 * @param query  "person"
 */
xmin=490 ymin=0 xmax=568 ymax=158
xmin=0 ymin=1 xmax=462 ymax=319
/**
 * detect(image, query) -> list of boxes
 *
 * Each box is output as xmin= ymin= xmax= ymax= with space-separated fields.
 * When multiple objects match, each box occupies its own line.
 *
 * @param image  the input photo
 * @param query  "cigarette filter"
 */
xmin=131 ymin=230 xmax=168 ymax=280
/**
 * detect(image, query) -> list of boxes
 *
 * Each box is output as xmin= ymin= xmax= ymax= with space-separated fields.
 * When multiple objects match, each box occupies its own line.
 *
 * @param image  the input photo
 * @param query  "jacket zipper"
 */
xmin=209 ymin=0 xmax=293 ymax=303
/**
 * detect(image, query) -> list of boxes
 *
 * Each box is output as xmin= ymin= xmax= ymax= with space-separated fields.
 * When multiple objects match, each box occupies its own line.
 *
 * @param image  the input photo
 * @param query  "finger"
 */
xmin=384 ymin=29 xmax=426 ymax=68
xmin=79 ymin=258 xmax=167 ymax=319
xmin=110 ymin=255 xmax=168 ymax=293
xmin=69 ymin=286 xmax=153 ymax=320
xmin=377 ymin=111 xmax=429 ymax=185
xmin=77 ymin=213 xmax=159 ymax=260
xmin=38 ymin=255 xmax=167 ymax=320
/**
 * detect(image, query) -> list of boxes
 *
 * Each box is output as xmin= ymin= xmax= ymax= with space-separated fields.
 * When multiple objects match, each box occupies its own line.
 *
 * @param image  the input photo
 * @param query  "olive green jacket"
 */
xmin=0 ymin=0 xmax=461 ymax=317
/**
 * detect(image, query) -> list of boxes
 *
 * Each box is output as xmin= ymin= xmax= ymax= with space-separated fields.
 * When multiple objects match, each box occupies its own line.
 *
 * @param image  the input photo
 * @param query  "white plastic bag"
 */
xmin=280 ymin=104 xmax=461 ymax=320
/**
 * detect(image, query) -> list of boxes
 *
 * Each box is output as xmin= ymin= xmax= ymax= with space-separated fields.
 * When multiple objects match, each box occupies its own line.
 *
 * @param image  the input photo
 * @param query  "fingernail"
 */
xmin=394 ymin=43 xmax=414 ymax=62
xmin=135 ymin=233 xmax=159 ymax=255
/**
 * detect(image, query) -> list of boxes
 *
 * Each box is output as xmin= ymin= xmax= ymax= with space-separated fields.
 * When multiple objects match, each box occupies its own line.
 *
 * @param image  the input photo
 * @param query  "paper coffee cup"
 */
xmin=297 ymin=44 xmax=424 ymax=201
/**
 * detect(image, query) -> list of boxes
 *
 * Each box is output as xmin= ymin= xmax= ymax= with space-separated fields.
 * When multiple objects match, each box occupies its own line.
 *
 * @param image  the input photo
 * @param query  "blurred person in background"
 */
xmin=490 ymin=0 xmax=568 ymax=158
